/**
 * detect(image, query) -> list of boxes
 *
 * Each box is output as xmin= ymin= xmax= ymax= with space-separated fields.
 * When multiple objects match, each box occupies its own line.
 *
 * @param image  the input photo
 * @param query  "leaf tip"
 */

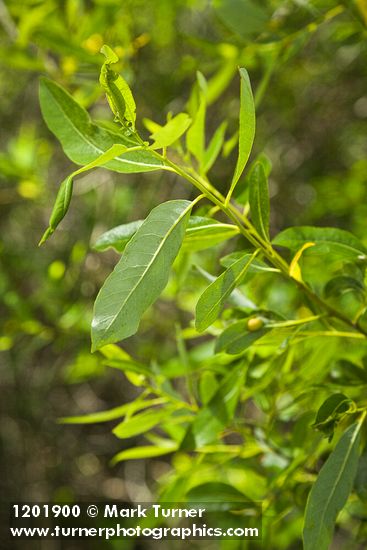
xmin=100 ymin=44 xmax=119 ymax=63
xmin=38 ymin=227 xmax=53 ymax=246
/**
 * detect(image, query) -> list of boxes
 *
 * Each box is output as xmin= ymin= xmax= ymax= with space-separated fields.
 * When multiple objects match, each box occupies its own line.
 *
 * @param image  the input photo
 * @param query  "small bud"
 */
xmin=247 ymin=317 xmax=264 ymax=332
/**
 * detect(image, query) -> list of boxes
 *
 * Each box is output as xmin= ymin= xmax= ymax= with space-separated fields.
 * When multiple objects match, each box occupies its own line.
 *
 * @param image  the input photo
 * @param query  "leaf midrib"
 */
xmin=309 ymin=423 xmax=360 ymax=545
xmin=275 ymin=229 xmax=366 ymax=255
xmin=100 ymin=202 xmax=192 ymax=336
xmin=197 ymin=254 xmax=256 ymax=329
xmin=47 ymin=84 xmax=161 ymax=169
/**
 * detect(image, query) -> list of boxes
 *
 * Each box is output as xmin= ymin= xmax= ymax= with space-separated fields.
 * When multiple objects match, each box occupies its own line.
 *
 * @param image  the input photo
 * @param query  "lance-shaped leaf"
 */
xmin=195 ymin=252 xmax=258 ymax=332
xmin=183 ymin=217 xmax=239 ymax=252
xmin=91 ymin=200 xmax=193 ymax=351
xmin=150 ymin=113 xmax=192 ymax=149
xmin=273 ymin=227 xmax=367 ymax=261
xmin=303 ymin=421 xmax=363 ymax=550
xmin=39 ymin=78 xmax=164 ymax=173
xmin=195 ymin=265 xmax=257 ymax=310
xmin=59 ymin=397 xmax=167 ymax=424
xmin=226 ymin=68 xmax=255 ymax=202
xmin=111 ymin=443 xmax=177 ymax=465
xmin=113 ymin=408 xmax=177 ymax=439
xmin=94 ymin=216 xmax=239 ymax=254
xmin=100 ymin=44 xmax=136 ymax=131
xmin=249 ymin=161 xmax=270 ymax=240
xmin=39 ymin=143 xmax=131 ymax=244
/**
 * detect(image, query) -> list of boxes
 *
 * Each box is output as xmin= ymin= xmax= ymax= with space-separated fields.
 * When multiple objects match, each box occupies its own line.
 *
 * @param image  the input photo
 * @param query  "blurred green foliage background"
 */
xmin=1 ymin=0 xmax=367 ymax=548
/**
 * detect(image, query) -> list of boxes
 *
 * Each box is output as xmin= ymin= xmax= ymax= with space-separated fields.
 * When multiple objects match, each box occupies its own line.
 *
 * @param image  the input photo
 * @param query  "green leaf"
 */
xmin=216 ymin=318 xmax=268 ymax=355
xmin=111 ymin=444 xmax=177 ymax=465
xmin=103 ymin=357 xmax=152 ymax=378
xmin=39 ymin=78 xmax=164 ymax=173
xmin=226 ymin=68 xmax=255 ymax=202
xmin=39 ymin=143 xmax=129 ymax=244
xmin=183 ymin=217 xmax=239 ymax=252
xmin=39 ymin=175 xmax=73 ymax=245
xmin=94 ymin=216 xmax=239 ymax=254
xmin=150 ymin=113 xmax=192 ymax=149
xmin=100 ymin=44 xmax=136 ymax=132
xmin=303 ymin=421 xmax=363 ymax=550
xmin=249 ymin=161 xmax=270 ymax=240
xmin=203 ymin=121 xmax=227 ymax=173
xmin=195 ymin=265 xmax=257 ymax=310
xmin=195 ymin=252 xmax=258 ymax=332
xmin=93 ymin=220 xmax=144 ymax=252
xmin=273 ymin=227 xmax=367 ymax=261
xmin=220 ymin=251 xmax=276 ymax=272
xmin=113 ymin=408 xmax=174 ymax=439
xmin=91 ymin=200 xmax=192 ymax=350
xmin=235 ymin=152 xmax=272 ymax=205
xmin=59 ymin=398 xmax=167 ymax=424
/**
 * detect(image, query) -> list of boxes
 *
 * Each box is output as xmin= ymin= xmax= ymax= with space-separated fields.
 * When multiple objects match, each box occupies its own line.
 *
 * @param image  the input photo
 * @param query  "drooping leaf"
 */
xmin=113 ymin=408 xmax=175 ymax=439
xmin=59 ymin=398 xmax=167 ymax=424
xmin=91 ymin=200 xmax=193 ymax=350
xmin=99 ymin=44 xmax=136 ymax=131
xmin=226 ymin=68 xmax=255 ymax=201
xmin=216 ymin=318 xmax=269 ymax=354
xmin=39 ymin=78 xmax=164 ymax=172
xmin=273 ymin=227 xmax=367 ymax=261
xmin=39 ymin=143 xmax=130 ymax=244
xmin=150 ymin=113 xmax=192 ymax=149
xmin=195 ymin=252 xmax=258 ymax=332
xmin=249 ymin=161 xmax=270 ymax=240
xmin=111 ymin=443 xmax=177 ymax=465
xmin=303 ymin=421 xmax=363 ymax=550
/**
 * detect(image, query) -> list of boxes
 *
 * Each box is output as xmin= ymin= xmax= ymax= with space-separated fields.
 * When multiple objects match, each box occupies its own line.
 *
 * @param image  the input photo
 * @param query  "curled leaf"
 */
xmin=289 ymin=242 xmax=315 ymax=281
xmin=100 ymin=44 xmax=136 ymax=132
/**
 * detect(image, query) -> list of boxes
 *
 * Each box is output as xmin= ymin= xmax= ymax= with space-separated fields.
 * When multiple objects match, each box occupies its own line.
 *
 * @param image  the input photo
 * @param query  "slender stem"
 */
xmin=150 ymin=150 xmax=367 ymax=338
xmin=267 ymin=314 xmax=326 ymax=329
